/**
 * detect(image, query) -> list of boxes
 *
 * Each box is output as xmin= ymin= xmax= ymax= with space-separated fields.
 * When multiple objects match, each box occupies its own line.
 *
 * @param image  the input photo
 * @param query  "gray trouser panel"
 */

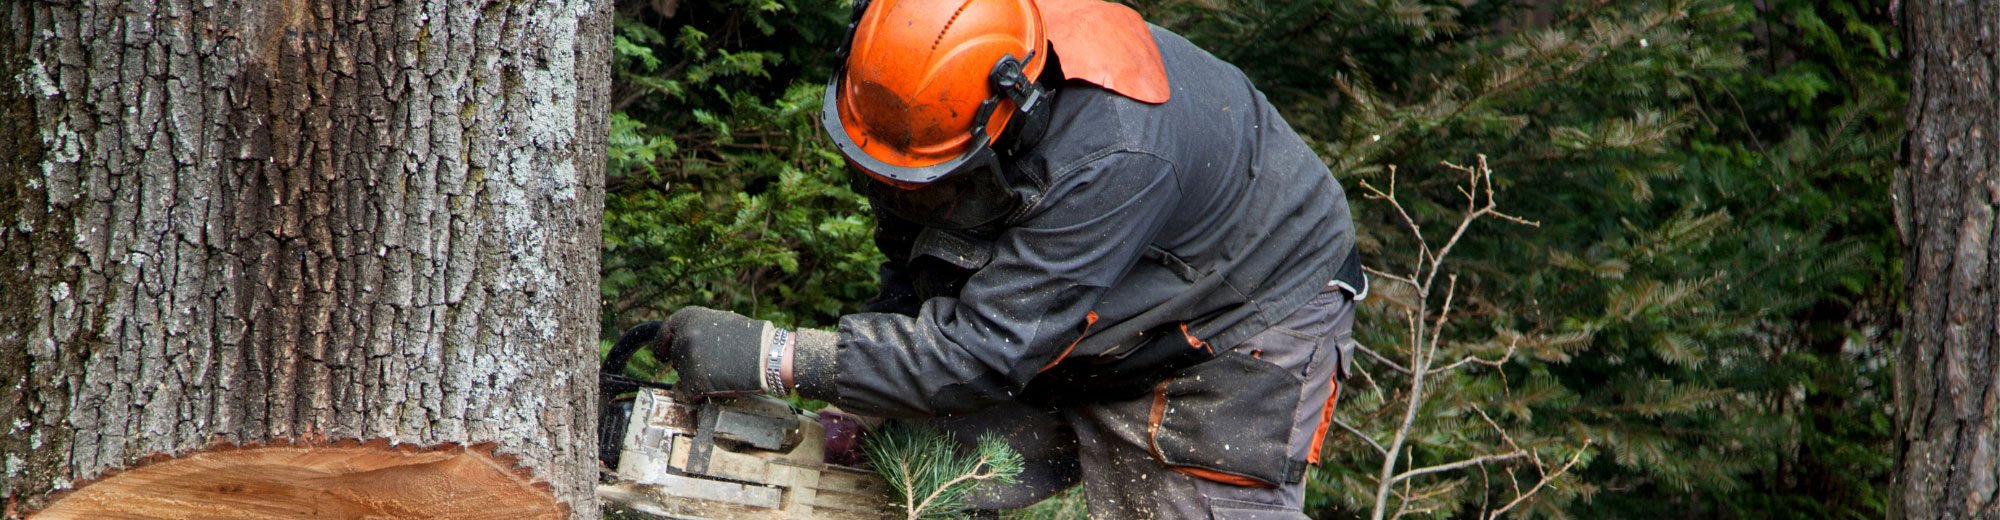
xmin=931 ymin=289 xmax=1355 ymax=519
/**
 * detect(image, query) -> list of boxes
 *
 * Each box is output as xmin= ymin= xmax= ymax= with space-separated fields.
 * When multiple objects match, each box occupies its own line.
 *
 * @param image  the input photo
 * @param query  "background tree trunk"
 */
xmin=1 ymin=0 xmax=610 ymax=517
xmin=1896 ymin=1 xmax=2000 ymax=518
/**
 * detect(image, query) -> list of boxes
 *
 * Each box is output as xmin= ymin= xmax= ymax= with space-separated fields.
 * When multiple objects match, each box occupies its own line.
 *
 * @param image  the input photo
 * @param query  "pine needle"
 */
xmin=865 ymin=422 xmax=1025 ymax=519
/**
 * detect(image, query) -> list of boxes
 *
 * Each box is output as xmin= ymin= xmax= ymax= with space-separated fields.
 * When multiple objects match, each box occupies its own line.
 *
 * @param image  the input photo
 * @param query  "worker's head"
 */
xmin=819 ymin=0 xmax=1049 ymax=193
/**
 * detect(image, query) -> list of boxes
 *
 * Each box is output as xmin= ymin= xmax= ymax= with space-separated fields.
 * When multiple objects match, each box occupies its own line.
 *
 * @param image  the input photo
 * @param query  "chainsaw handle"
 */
xmin=601 ymin=321 xmax=674 ymax=469
xmin=603 ymin=321 xmax=668 ymax=382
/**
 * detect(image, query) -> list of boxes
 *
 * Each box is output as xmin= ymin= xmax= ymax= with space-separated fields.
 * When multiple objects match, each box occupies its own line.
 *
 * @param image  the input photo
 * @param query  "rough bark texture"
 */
xmin=1896 ymin=1 xmax=2000 ymax=518
xmin=0 ymin=0 xmax=611 ymax=516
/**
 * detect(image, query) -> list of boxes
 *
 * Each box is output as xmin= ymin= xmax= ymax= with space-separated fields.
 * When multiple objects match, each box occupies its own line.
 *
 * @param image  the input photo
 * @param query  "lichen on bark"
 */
xmin=0 ymin=0 xmax=610 ymax=516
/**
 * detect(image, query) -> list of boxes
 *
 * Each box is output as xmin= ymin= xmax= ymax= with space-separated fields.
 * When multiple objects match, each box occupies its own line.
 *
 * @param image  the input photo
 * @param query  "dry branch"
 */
xmin=1353 ymin=156 xmax=1583 ymax=520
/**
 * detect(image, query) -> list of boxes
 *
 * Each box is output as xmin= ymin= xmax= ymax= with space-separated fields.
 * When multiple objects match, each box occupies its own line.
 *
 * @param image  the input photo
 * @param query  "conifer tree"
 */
xmin=605 ymin=0 xmax=1904 ymax=517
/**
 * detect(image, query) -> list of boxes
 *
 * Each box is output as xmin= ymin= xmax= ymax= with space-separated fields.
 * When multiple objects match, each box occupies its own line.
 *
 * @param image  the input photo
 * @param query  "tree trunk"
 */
xmin=1896 ymin=1 xmax=2000 ymax=518
xmin=0 ymin=0 xmax=610 ymax=517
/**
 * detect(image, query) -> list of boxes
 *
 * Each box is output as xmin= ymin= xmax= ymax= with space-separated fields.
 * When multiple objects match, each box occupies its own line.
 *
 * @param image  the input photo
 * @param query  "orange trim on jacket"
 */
xmin=1038 ymin=311 xmax=1100 ymax=372
xmin=1179 ymin=323 xmax=1213 ymax=354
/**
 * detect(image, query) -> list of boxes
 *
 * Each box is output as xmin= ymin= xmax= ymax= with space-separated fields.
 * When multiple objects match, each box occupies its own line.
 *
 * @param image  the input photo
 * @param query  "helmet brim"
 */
xmin=821 ymin=78 xmax=1002 ymax=187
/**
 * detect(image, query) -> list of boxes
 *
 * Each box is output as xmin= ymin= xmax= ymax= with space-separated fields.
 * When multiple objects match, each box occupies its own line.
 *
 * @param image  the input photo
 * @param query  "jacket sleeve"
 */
xmin=796 ymin=152 xmax=1182 ymax=418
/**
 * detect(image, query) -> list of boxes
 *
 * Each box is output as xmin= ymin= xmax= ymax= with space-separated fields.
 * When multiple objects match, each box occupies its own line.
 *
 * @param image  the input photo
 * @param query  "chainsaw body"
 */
xmin=594 ymin=322 xmax=889 ymax=518
xmin=598 ymin=390 xmax=889 ymax=519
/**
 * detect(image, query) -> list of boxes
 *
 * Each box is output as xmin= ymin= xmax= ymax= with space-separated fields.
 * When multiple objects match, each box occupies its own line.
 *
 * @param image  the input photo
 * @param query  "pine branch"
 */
xmin=865 ymin=423 xmax=1024 ymax=520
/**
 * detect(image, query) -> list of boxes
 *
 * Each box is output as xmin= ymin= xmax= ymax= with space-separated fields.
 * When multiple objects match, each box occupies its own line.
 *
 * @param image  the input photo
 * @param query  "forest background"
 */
xmin=600 ymin=0 xmax=1905 ymax=517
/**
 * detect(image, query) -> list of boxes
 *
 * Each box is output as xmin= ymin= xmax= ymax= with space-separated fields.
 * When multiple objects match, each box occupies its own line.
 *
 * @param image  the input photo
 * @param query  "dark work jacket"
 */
xmin=802 ymin=26 xmax=1358 ymax=418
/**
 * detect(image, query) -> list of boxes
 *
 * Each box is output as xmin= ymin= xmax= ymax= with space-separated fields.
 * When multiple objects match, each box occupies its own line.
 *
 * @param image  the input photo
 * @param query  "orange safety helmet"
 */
xmin=820 ymin=0 xmax=1050 ymax=187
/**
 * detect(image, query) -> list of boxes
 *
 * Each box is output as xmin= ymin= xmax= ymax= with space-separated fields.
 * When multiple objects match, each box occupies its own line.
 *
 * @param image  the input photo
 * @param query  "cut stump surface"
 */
xmin=31 ymin=442 xmax=564 ymax=520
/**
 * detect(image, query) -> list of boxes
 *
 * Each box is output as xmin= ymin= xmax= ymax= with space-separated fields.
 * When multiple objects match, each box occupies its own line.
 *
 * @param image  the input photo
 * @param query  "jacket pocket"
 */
xmin=1146 ymin=352 xmax=1302 ymax=488
xmin=912 ymin=227 xmax=994 ymax=271
xmin=906 ymin=227 xmax=994 ymax=298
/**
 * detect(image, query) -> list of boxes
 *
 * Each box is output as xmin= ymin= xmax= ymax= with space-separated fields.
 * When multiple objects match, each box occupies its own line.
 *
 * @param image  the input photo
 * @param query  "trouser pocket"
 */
xmin=1146 ymin=351 xmax=1303 ymax=488
xmin=1208 ymin=497 xmax=1310 ymax=520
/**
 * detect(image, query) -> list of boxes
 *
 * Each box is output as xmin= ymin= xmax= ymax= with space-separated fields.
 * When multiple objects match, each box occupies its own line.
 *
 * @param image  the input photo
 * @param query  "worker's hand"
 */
xmin=659 ymin=306 xmax=775 ymax=396
xmin=658 ymin=306 xmax=841 ymax=398
xmin=660 ymin=306 xmax=832 ymax=396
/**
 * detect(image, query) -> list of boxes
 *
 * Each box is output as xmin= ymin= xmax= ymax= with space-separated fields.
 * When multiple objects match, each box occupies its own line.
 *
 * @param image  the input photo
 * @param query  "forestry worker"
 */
xmin=642 ymin=0 xmax=1364 ymax=516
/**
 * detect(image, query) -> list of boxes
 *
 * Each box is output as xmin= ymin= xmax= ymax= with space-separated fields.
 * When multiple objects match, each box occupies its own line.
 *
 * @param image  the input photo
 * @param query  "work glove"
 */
xmin=653 ymin=306 xmax=838 ymax=397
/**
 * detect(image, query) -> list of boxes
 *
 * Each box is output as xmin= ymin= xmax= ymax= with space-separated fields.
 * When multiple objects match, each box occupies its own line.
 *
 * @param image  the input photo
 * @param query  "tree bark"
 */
xmin=0 ymin=0 xmax=610 ymax=517
xmin=1896 ymin=1 xmax=2000 ymax=518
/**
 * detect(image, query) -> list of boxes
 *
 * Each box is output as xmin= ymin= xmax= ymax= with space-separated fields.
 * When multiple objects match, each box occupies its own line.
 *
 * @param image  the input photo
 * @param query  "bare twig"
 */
xmin=1352 ymin=356 xmax=1384 ymax=401
xmin=1424 ymin=276 xmax=1460 ymax=370
xmin=1353 ymin=342 xmax=1414 ymax=375
xmin=1473 ymin=407 xmax=1523 ymax=455
xmin=1358 ymin=165 xmax=1431 ymax=276
xmin=1506 ymin=466 xmax=1524 ymax=504
xmin=1392 ymin=451 xmax=1415 ymax=520
xmin=1363 ymin=156 xmax=1549 ymax=520
xmin=1486 ymin=440 xmax=1593 ymax=519
xmin=1335 ymin=416 xmax=1388 ymax=456
xmin=1392 ymin=450 xmax=1531 ymax=484
xmin=1363 ymin=266 xmax=1419 ymax=289
xmin=1373 ymin=309 xmax=1431 ymax=520
xmin=1434 ymin=337 xmax=1519 ymax=373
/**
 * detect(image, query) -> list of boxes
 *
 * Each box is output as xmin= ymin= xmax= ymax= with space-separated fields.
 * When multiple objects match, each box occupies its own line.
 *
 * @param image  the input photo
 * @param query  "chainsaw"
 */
xmin=595 ymin=323 xmax=890 ymax=519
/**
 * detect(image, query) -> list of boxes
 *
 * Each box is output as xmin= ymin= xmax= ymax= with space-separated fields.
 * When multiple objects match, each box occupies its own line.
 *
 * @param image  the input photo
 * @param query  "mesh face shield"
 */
xmin=855 ymin=157 xmax=1025 ymax=231
xmin=823 ymin=53 xmax=1046 ymax=230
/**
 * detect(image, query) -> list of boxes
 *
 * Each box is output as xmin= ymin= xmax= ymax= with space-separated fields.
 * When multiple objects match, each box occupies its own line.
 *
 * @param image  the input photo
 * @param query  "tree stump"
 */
xmin=32 ymin=441 xmax=562 ymax=519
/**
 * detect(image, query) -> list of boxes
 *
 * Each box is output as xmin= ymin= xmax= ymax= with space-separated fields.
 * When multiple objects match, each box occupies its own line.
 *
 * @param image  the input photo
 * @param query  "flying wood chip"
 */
xmin=30 ymin=441 xmax=565 ymax=519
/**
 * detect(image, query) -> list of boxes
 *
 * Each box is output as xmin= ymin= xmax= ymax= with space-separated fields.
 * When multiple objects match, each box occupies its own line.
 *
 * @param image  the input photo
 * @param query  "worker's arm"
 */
xmin=792 ymin=152 xmax=1181 ymax=417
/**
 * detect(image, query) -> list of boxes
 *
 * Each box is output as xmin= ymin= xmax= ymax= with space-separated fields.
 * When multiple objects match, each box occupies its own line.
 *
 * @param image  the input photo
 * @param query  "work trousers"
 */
xmin=933 ymin=288 xmax=1355 ymax=519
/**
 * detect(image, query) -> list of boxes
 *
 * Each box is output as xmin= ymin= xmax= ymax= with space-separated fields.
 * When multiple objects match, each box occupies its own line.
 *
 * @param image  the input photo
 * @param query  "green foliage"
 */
xmin=1120 ymin=0 xmax=1900 ymax=517
xmin=865 ymin=422 xmax=1026 ymax=519
xmin=1001 ymin=487 xmax=1088 ymax=520
xmin=603 ymin=0 xmax=877 ymax=331
xmin=604 ymin=0 xmax=1902 ymax=517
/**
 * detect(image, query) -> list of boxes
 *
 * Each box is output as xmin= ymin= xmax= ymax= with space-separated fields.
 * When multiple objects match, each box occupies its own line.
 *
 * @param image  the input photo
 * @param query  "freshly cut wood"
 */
xmin=33 ymin=441 xmax=561 ymax=520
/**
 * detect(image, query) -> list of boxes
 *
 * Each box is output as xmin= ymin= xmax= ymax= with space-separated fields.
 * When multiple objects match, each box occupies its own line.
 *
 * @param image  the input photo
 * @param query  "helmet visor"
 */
xmin=820 ymin=79 xmax=1009 ymax=186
